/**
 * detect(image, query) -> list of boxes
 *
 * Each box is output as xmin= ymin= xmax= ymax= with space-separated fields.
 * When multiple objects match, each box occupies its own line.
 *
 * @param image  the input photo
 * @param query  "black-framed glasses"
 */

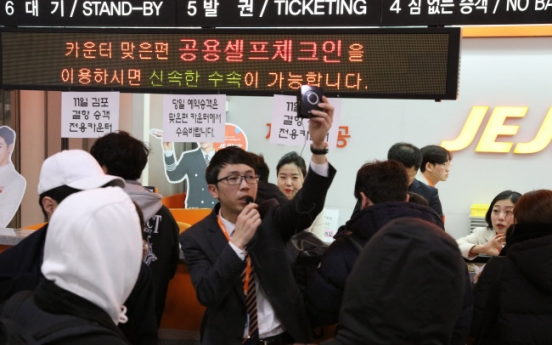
xmin=216 ymin=174 xmax=259 ymax=185
xmin=436 ymin=162 xmax=453 ymax=169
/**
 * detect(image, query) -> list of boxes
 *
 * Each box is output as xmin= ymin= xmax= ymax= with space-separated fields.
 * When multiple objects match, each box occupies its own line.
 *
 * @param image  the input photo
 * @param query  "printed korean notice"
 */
xmin=269 ymin=95 xmax=341 ymax=147
xmin=162 ymin=94 xmax=226 ymax=142
xmin=323 ymin=209 xmax=340 ymax=243
xmin=61 ymin=92 xmax=119 ymax=138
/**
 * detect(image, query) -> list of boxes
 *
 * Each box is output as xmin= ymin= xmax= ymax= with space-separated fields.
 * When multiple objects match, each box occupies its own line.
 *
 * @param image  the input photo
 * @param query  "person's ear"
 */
xmin=41 ymin=196 xmax=58 ymax=220
xmin=208 ymin=184 xmax=219 ymax=199
xmin=425 ymin=162 xmax=433 ymax=172
xmin=360 ymin=192 xmax=373 ymax=209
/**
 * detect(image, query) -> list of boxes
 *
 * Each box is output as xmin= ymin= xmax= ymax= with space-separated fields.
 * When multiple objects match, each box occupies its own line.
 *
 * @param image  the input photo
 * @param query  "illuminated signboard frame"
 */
xmin=0 ymin=27 xmax=461 ymax=100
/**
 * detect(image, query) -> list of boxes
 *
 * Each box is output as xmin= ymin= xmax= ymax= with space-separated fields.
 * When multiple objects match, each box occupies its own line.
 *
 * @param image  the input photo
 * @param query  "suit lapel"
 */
xmin=203 ymin=210 xmax=247 ymax=303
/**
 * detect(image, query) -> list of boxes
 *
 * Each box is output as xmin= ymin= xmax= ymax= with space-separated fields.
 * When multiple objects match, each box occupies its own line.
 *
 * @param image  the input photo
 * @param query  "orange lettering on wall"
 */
xmin=475 ymin=107 xmax=527 ymax=153
xmin=442 ymin=106 xmax=552 ymax=154
xmin=514 ymin=107 xmax=552 ymax=154
xmin=337 ymin=126 xmax=350 ymax=148
xmin=441 ymin=106 xmax=488 ymax=152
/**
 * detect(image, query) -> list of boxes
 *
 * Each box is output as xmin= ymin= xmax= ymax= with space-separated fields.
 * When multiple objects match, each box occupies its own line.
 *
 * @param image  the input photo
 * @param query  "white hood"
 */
xmin=42 ymin=187 xmax=143 ymax=324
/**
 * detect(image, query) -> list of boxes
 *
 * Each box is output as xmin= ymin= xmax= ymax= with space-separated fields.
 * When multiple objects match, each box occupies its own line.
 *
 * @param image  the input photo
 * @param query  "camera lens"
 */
xmin=306 ymin=91 xmax=319 ymax=105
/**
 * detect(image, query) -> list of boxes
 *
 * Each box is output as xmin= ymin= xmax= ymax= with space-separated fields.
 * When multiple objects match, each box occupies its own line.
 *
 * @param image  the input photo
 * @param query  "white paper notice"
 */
xmin=61 ymin=92 xmax=119 ymax=138
xmin=269 ymin=95 xmax=341 ymax=147
xmin=323 ymin=208 xmax=340 ymax=243
xmin=162 ymin=94 xmax=226 ymax=142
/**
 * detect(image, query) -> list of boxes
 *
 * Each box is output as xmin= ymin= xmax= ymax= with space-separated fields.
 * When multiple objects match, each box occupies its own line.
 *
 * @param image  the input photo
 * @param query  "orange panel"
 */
xmin=161 ymin=193 xmax=186 ymax=208
xmin=160 ymin=263 xmax=206 ymax=331
xmin=21 ymin=223 xmax=46 ymax=230
xmin=169 ymin=208 xmax=211 ymax=226
xmin=463 ymin=25 xmax=552 ymax=38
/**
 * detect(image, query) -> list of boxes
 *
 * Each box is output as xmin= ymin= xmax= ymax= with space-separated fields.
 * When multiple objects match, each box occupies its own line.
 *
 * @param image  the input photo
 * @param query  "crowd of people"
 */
xmin=1 ymin=95 xmax=551 ymax=345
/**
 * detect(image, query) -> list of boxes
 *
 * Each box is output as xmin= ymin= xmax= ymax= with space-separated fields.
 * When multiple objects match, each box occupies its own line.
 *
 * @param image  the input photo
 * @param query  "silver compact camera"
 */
xmin=297 ymin=85 xmax=323 ymax=118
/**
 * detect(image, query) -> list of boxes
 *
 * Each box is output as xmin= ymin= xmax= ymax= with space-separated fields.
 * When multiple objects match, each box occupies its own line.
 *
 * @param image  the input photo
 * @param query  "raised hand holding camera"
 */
xmin=297 ymin=85 xmax=324 ymax=119
xmin=288 ymin=84 xmax=334 ymax=163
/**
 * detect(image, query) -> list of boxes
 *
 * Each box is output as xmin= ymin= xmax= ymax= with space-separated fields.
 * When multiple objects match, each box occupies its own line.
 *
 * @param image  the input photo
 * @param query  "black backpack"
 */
xmin=0 ymin=291 xmax=123 ymax=344
xmin=286 ymin=230 xmax=329 ymax=294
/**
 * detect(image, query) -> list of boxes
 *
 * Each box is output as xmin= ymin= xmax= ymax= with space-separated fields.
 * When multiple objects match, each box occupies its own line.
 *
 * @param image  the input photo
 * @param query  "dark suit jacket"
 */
xmin=256 ymin=181 xmax=289 ymax=205
xmin=180 ymin=164 xmax=336 ymax=345
xmin=409 ymin=179 xmax=443 ymax=217
xmin=164 ymin=148 xmax=217 ymax=208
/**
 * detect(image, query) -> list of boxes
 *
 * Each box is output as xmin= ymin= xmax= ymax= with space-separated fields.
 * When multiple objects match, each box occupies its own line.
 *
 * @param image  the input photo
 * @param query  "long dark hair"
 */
xmin=485 ymin=190 xmax=522 ymax=229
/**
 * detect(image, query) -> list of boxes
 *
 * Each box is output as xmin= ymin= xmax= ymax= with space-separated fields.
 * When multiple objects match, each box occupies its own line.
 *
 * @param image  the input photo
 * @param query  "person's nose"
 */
xmin=285 ymin=177 xmax=292 ymax=186
xmin=239 ymin=176 xmax=250 ymax=189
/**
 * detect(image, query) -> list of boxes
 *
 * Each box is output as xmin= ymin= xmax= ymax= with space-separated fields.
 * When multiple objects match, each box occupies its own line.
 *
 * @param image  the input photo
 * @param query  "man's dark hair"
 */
xmin=0 ymin=126 xmax=15 ymax=145
xmin=205 ymin=146 xmax=256 ymax=185
xmin=354 ymin=160 xmax=408 ymax=204
xmin=387 ymin=142 xmax=423 ymax=171
xmin=420 ymin=145 xmax=452 ymax=173
xmin=38 ymin=185 xmax=81 ymax=219
xmin=247 ymin=152 xmax=270 ymax=183
xmin=276 ymin=151 xmax=307 ymax=178
xmin=90 ymin=131 xmax=149 ymax=180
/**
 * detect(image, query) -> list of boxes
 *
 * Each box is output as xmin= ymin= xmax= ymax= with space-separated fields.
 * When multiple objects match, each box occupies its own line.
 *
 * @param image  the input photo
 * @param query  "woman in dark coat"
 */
xmin=471 ymin=189 xmax=552 ymax=344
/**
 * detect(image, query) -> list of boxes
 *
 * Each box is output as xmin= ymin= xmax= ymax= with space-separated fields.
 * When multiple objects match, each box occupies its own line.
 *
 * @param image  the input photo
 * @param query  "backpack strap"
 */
xmin=0 ymin=290 xmax=34 ymax=319
xmin=0 ymin=291 xmax=39 ymax=344
xmin=345 ymin=233 xmax=364 ymax=253
xmin=0 ymin=318 xmax=39 ymax=344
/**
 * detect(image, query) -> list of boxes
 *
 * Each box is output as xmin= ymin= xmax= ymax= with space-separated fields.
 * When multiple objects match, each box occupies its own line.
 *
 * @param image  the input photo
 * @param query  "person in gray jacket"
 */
xmin=91 ymin=131 xmax=180 ymax=326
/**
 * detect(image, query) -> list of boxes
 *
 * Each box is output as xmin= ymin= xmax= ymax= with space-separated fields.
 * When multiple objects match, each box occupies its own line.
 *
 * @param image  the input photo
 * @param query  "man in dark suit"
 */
xmin=162 ymin=141 xmax=217 ymax=208
xmin=388 ymin=142 xmax=443 ymax=218
xmin=180 ymin=97 xmax=336 ymax=345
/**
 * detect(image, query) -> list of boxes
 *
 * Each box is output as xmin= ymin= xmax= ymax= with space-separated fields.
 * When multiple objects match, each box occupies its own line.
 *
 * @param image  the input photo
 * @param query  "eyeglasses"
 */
xmin=216 ymin=174 xmax=259 ymax=185
xmin=437 ymin=162 xmax=453 ymax=169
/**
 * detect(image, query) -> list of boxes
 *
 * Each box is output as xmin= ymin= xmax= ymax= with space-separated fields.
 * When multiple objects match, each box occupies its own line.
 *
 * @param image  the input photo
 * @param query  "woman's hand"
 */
xmin=469 ymin=234 xmax=506 ymax=257
xmin=483 ymin=234 xmax=506 ymax=256
xmin=475 ymin=234 xmax=506 ymax=256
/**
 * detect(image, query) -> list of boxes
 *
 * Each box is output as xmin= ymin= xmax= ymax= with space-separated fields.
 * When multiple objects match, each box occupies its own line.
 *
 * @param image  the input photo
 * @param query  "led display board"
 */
xmin=0 ymin=28 xmax=461 ymax=100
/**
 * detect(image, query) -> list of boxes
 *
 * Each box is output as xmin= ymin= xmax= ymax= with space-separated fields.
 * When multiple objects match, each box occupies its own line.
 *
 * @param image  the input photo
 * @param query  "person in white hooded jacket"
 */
xmin=0 ymin=187 xmax=143 ymax=344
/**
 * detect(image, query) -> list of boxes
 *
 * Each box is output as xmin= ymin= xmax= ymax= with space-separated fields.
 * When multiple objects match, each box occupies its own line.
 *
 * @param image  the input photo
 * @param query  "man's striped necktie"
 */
xmin=242 ymin=256 xmax=258 ymax=344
